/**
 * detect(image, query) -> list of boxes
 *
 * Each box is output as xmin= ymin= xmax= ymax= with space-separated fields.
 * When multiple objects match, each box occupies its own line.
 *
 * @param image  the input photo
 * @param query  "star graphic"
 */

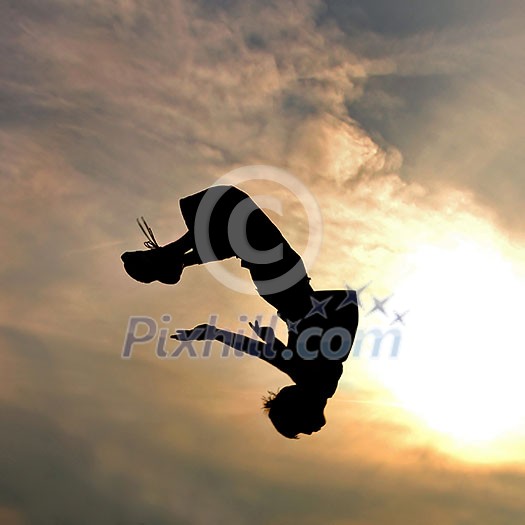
xmin=337 ymin=281 xmax=371 ymax=310
xmin=285 ymin=318 xmax=301 ymax=334
xmin=367 ymin=294 xmax=393 ymax=316
xmin=305 ymin=295 xmax=332 ymax=319
xmin=390 ymin=310 xmax=409 ymax=325
xmin=336 ymin=282 xmax=363 ymax=309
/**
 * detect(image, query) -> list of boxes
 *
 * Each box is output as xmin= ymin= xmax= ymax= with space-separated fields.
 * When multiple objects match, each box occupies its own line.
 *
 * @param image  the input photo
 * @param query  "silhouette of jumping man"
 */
xmin=121 ymin=185 xmax=359 ymax=438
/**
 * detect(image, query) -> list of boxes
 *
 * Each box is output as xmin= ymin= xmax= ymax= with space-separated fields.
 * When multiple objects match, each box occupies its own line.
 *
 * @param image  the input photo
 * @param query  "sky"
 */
xmin=2 ymin=0 xmax=525 ymax=523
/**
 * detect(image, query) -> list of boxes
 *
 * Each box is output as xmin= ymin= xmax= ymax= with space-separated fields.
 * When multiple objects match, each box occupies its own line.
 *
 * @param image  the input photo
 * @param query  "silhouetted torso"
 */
xmin=262 ymin=290 xmax=359 ymax=398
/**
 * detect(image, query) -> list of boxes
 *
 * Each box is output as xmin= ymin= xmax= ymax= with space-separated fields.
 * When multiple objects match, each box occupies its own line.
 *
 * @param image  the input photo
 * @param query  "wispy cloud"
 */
xmin=2 ymin=0 xmax=525 ymax=523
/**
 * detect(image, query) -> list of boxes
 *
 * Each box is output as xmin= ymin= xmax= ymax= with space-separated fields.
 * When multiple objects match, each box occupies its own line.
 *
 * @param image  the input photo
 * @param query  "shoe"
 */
xmin=121 ymin=245 xmax=184 ymax=285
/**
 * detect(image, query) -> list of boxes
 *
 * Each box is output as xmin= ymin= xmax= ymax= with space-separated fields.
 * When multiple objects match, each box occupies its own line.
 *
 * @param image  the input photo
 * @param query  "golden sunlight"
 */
xmin=363 ymin=233 xmax=525 ymax=462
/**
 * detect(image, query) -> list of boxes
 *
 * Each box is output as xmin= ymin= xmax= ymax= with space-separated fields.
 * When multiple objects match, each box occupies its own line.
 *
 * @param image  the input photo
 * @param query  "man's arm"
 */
xmin=171 ymin=323 xmax=294 ymax=376
xmin=171 ymin=323 xmax=274 ymax=358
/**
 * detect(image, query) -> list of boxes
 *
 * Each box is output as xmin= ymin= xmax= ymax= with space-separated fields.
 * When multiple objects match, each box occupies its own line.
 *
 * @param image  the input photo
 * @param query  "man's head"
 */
xmin=263 ymin=385 xmax=327 ymax=439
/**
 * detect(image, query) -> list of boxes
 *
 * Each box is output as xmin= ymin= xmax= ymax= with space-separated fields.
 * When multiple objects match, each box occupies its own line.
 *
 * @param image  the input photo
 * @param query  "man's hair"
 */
xmin=262 ymin=390 xmax=279 ymax=413
xmin=262 ymin=388 xmax=300 ymax=438
xmin=262 ymin=386 xmax=324 ymax=439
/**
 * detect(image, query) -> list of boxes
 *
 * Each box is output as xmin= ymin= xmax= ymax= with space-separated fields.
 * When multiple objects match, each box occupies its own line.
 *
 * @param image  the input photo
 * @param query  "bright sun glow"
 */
xmin=363 ymin=234 xmax=525 ymax=462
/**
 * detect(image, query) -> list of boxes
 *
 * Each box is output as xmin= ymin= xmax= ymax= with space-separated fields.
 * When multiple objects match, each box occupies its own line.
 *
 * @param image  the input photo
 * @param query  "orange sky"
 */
xmin=2 ymin=1 xmax=525 ymax=523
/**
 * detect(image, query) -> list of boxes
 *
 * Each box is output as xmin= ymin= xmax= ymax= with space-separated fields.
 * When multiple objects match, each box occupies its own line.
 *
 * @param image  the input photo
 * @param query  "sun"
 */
xmin=363 ymin=234 xmax=525 ymax=462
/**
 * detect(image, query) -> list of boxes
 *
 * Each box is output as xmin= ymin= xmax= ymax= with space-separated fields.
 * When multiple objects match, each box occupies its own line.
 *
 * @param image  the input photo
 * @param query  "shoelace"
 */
xmin=136 ymin=216 xmax=160 ymax=250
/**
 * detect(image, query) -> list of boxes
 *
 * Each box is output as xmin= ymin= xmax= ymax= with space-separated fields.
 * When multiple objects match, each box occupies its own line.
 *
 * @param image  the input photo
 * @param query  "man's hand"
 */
xmin=171 ymin=323 xmax=212 ymax=341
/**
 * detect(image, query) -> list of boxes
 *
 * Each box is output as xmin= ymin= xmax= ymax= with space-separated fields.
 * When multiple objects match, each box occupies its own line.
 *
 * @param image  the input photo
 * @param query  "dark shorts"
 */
xmin=180 ymin=185 xmax=283 ymax=262
xmin=179 ymin=185 xmax=313 ymax=318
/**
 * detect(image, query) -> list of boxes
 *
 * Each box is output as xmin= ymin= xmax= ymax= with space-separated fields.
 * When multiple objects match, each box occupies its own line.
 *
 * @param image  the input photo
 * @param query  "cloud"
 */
xmin=331 ymin=1 xmax=525 ymax=233
xmin=287 ymin=112 xmax=402 ymax=184
xmin=2 ymin=0 xmax=525 ymax=523
xmin=3 ymin=325 xmax=525 ymax=525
